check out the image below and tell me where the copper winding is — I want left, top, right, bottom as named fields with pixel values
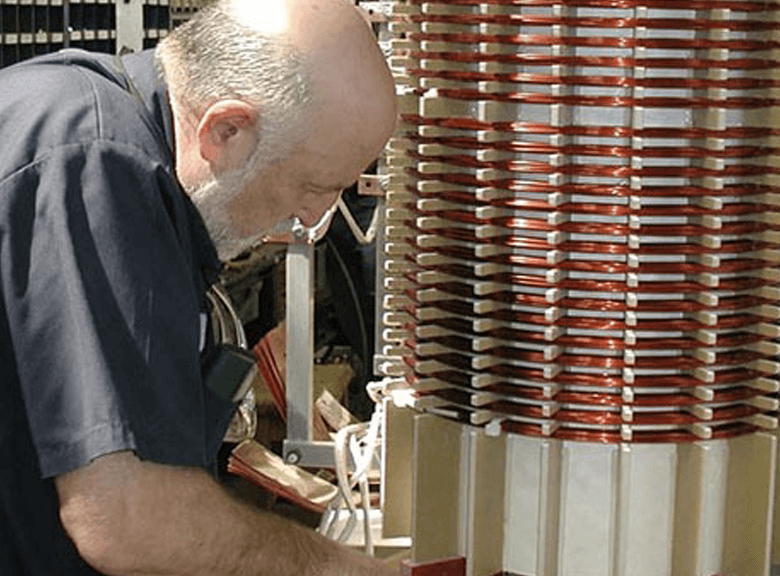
left=403, top=51, right=780, bottom=72
left=409, top=244, right=777, bottom=276
left=407, top=232, right=772, bottom=257
left=410, top=87, right=780, bottom=109
left=407, top=135, right=780, bottom=162
left=407, top=170, right=780, bottom=193
left=408, top=68, right=780, bottom=92
left=405, top=13, right=780, bottom=32
left=418, top=316, right=766, bottom=350
left=405, top=268, right=777, bottom=295
left=389, top=0, right=780, bottom=443
left=407, top=0, right=778, bottom=12
left=406, top=31, right=780, bottom=52
left=499, top=422, right=761, bottom=444
left=402, top=115, right=780, bottom=141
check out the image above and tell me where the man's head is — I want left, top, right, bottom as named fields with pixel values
left=156, top=0, right=397, bottom=261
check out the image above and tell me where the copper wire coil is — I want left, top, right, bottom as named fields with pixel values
left=407, top=227, right=772, bottom=257
left=557, top=240, right=771, bottom=256
left=412, top=87, right=780, bottom=110
left=415, top=377, right=726, bottom=407
left=406, top=13, right=780, bottom=32
left=402, top=114, right=780, bottom=141
left=391, top=4, right=779, bottom=444
left=633, top=369, right=765, bottom=387
left=556, top=241, right=771, bottom=256
left=496, top=404, right=763, bottom=426
left=412, top=189, right=555, bottom=212
left=555, top=314, right=764, bottom=332
left=406, top=31, right=780, bottom=52
left=439, top=305, right=764, bottom=331
left=413, top=316, right=767, bottom=351
left=630, top=387, right=764, bottom=406
left=406, top=0, right=778, bottom=13
left=408, top=157, right=780, bottom=184
left=408, top=68, right=780, bottom=92
left=553, top=370, right=762, bottom=389
left=480, top=291, right=770, bottom=313
left=408, top=151, right=780, bottom=176
left=410, top=266, right=776, bottom=294
left=502, top=416, right=762, bottom=439
left=554, top=353, right=699, bottom=370
left=411, top=243, right=773, bottom=274
left=430, top=364, right=551, bottom=386
left=472, top=365, right=764, bottom=389
left=415, top=344, right=765, bottom=371
left=413, top=301, right=549, bottom=326
left=513, top=331, right=761, bottom=351
left=556, top=222, right=773, bottom=237
left=499, top=419, right=760, bottom=443
left=409, top=176, right=780, bottom=200
left=409, top=134, right=780, bottom=161
left=638, top=405, right=762, bottom=424
left=410, top=227, right=556, bottom=252
left=407, top=169, right=780, bottom=191
left=402, top=51, right=780, bottom=72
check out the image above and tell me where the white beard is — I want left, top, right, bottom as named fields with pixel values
left=187, top=168, right=266, bottom=262
left=186, top=133, right=300, bottom=261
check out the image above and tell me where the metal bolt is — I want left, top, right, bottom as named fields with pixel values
left=291, top=221, right=307, bottom=241
left=285, top=451, right=301, bottom=465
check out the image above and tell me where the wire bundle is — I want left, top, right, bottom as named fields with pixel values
left=381, top=0, right=780, bottom=442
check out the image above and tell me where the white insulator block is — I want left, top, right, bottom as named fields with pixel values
left=672, top=441, right=726, bottom=575
left=616, top=444, right=678, bottom=576
left=463, top=428, right=506, bottom=576
left=503, top=434, right=561, bottom=576
left=558, top=442, right=619, bottom=576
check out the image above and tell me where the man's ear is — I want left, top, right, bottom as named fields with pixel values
left=197, top=100, right=258, bottom=169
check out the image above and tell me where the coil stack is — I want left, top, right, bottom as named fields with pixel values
left=380, top=1, right=780, bottom=575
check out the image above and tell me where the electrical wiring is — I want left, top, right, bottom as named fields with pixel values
left=319, top=381, right=386, bottom=554
left=336, top=195, right=381, bottom=246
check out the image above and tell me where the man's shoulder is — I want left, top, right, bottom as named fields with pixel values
left=0, top=50, right=165, bottom=179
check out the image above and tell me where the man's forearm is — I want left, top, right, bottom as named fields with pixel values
left=56, top=451, right=392, bottom=576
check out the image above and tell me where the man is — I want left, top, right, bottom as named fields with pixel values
left=0, top=0, right=397, bottom=574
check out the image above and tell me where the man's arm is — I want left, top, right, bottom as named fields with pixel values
left=56, top=450, right=395, bottom=576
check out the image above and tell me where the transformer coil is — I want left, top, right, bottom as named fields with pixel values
left=381, top=0, right=780, bottom=443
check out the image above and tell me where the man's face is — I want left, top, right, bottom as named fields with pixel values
left=191, top=104, right=389, bottom=261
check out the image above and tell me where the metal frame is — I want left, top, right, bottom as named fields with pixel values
left=282, top=241, right=335, bottom=467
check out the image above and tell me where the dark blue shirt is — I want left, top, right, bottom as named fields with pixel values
left=0, top=49, right=232, bottom=574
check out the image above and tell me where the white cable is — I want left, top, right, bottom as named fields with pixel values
left=319, top=379, right=390, bottom=552
left=350, top=433, right=375, bottom=557
left=337, top=196, right=379, bottom=245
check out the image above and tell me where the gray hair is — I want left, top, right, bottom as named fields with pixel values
left=156, top=1, right=312, bottom=148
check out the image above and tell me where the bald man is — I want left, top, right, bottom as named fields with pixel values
left=0, top=0, right=397, bottom=574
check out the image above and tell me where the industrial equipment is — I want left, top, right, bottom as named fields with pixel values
left=377, top=1, right=780, bottom=575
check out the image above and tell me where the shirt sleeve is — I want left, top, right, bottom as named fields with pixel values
left=1, top=140, right=214, bottom=478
